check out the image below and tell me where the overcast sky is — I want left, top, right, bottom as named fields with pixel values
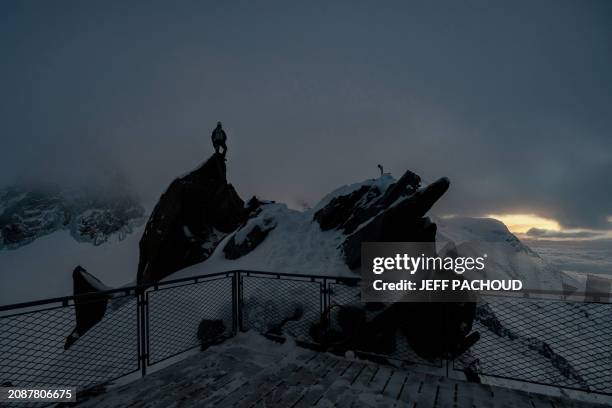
left=1, top=0, right=611, bottom=232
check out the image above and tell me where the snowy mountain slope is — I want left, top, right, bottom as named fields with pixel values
left=172, top=202, right=351, bottom=280
left=435, top=216, right=573, bottom=291
left=467, top=296, right=611, bottom=395
left=170, top=175, right=401, bottom=280
left=0, top=183, right=146, bottom=305
left=0, top=185, right=145, bottom=250
left=311, top=174, right=397, bottom=214
left=0, top=226, right=144, bottom=306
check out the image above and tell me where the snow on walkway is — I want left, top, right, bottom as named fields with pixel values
left=75, top=332, right=605, bottom=408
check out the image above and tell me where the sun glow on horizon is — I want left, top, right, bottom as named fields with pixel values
left=486, top=213, right=561, bottom=234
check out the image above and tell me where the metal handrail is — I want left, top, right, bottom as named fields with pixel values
left=4, top=268, right=609, bottom=312
left=0, top=270, right=356, bottom=313
left=0, top=269, right=610, bottom=400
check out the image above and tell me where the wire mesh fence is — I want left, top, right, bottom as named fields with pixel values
left=1, top=269, right=610, bottom=404
left=0, top=292, right=139, bottom=407
left=239, top=272, right=323, bottom=343
left=147, top=274, right=235, bottom=365
left=327, top=280, right=443, bottom=368
left=0, top=272, right=237, bottom=406
left=453, top=295, right=612, bottom=395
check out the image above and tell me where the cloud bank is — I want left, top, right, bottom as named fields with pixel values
left=1, top=1, right=611, bottom=230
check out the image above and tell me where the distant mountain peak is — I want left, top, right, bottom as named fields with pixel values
left=0, top=183, right=145, bottom=250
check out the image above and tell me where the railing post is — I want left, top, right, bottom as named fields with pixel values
left=322, top=279, right=328, bottom=332
left=232, top=272, right=238, bottom=335
left=138, top=290, right=148, bottom=377
left=237, top=272, right=244, bottom=332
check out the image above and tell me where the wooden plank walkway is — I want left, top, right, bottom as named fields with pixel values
left=75, top=333, right=608, bottom=408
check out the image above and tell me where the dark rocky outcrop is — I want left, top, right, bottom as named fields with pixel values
left=223, top=221, right=276, bottom=260
left=375, top=169, right=421, bottom=208
left=65, top=154, right=247, bottom=346
left=197, top=319, right=227, bottom=350
left=245, top=196, right=273, bottom=215
left=137, top=153, right=247, bottom=284
left=223, top=196, right=277, bottom=259
left=313, top=169, right=421, bottom=235
left=397, top=301, right=477, bottom=361
left=65, top=266, right=110, bottom=350
left=312, top=170, right=478, bottom=363
left=341, top=176, right=449, bottom=270
left=313, top=185, right=374, bottom=231
left=267, top=306, right=304, bottom=336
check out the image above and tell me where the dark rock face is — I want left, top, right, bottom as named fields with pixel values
left=313, top=170, right=421, bottom=235
left=137, top=153, right=247, bottom=284
left=197, top=319, right=227, bottom=350
left=224, top=222, right=276, bottom=260
left=341, top=176, right=449, bottom=270
left=312, top=169, right=449, bottom=272
left=65, top=266, right=110, bottom=350
left=312, top=170, right=478, bottom=362
left=221, top=197, right=278, bottom=259
left=376, top=169, right=421, bottom=208
left=313, top=185, right=374, bottom=231
left=0, top=185, right=144, bottom=249
left=396, top=301, right=477, bottom=361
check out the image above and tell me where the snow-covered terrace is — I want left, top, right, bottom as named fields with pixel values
left=74, top=332, right=606, bottom=408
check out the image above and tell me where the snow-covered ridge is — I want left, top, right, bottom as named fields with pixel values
left=171, top=176, right=570, bottom=294
left=436, top=216, right=574, bottom=291
left=0, top=226, right=145, bottom=305
left=311, top=174, right=396, bottom=213
left=173, top=202, right=352, bottom=279
left=0, top=172, right=572, bottom=304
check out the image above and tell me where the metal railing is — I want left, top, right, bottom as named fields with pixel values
left=1, top=269, right=610, bottom=406
left=236, top=271, right=443, bottom=368
left=0, top=271, right=238, bottom=407
left=0, top=290, right=140, bottom=394
left=453, top=293, right=612, bottom=396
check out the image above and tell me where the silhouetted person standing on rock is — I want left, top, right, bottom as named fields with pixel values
left=211, top=121, right=227, bottom=156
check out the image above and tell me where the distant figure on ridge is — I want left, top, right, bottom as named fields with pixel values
left=377, top=164, right=384, bottom=176
left=211, top=121, right=227, bottom=156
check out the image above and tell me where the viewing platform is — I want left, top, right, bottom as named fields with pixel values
left=75, top=333, right=607, bottom=408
